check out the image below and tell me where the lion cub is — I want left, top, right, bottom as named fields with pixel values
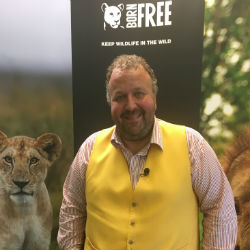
left=0, top=131, right=62, bottom=250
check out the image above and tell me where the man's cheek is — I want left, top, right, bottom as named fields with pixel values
left=111, top=106, right=121, bottom=118
left=141, top=99, right=156, bottom=111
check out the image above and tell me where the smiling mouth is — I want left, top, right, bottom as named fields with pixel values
left=124, top=115, right=142, bottom=122
left=122, top=110, right=143, bottom=122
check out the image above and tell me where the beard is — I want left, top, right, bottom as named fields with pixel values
left=112, top=108, right=155, bottom=142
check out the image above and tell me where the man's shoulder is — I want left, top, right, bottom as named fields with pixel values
left=185, top=126, right=204, bottom=141
left=156, top=118, right=205, bottom=144
left=80, top=125, right=116, bottom=149
left=77, top=131, right=100, bottom=155
left=157, top=118, right=185, bottom=131
left=157, top=118, right=201, bottom=135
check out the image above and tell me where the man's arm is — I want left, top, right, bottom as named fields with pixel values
left=57, top=132, right=98, bottom=250
left=186, top=128, right=237, bottom=250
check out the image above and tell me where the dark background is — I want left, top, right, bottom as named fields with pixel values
left=71, top=0, right=205, bottom=152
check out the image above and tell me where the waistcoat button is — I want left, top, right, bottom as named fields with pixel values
left=128, top=240, right=134, bottom=244
left=132, top=202, right=136, bottom=207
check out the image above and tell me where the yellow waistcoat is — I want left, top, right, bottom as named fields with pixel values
left=84, top=120, right=199, bottom=250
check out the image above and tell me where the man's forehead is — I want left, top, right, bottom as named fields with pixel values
left=111, top=86, right=146, bottom=93
left=108, top=67, right=153, bottom=93
left=112, top=64, right=142, bottom=73
left=110, top=65, right=149, bottom=79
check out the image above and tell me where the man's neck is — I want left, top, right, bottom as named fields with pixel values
left=122, top=136, right=151, bottom=155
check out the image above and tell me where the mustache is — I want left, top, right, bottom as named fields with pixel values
left=121, top=108, right=144, bottom=118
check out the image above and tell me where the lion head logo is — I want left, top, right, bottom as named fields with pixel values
left=101, top=3, right=124, bottom=31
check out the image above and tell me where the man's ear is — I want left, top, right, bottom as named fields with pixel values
left=154, top=95, right=157, bottom=111
left=0, top=131, right=8, bottom=152
left=35, top=133, right=62, bottom=162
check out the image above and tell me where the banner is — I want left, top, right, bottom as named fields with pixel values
left=71, top=0, right=204, bottom=151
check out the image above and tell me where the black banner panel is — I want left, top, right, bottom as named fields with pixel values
left=71, top=0, right=204, bottom=152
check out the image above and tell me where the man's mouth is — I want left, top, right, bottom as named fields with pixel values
left=122, top=110, right=143, bottom=122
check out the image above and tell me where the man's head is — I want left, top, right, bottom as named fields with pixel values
left=106, top=54, right=158, bottom=104
left=106, top=54, right=158, bottom=143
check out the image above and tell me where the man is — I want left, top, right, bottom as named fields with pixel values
left=58, top=54, right=237, bottom=250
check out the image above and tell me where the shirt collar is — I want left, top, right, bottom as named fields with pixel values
left=111, top=117, right=164, bottom=152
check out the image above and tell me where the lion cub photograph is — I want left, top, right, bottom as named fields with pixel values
left=0, top=130, right=62, bottom=250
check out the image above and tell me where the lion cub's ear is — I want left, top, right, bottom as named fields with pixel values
left=0, top=130, right=8, bottom=151
left=35, top=133, right=62, bottom=162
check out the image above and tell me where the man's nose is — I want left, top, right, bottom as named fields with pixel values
left=125, top=95, right=137, bottom=111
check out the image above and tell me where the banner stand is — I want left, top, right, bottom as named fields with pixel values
left=71, top=0, right=204, bottom=152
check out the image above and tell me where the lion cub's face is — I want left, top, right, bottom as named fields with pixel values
left=0, top=131, right=61, bottom=205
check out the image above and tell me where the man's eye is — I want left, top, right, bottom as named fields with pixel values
left=134, top=92, right=145, bottom=98
left=113, top=95, right=125, bottom=102
left=4, top=156, right=13, bottom=164
left=30, top=157, right=39, bottom=165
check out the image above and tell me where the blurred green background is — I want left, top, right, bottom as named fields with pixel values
left=200, top=0, right=250, bottom=155
left=0, top=0, right=249, bottom=249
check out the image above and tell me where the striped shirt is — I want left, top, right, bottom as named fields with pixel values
left=57, top=118, right=237, bottom=250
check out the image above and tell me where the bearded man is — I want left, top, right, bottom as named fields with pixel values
left=58, top=54, right=237, bottom=250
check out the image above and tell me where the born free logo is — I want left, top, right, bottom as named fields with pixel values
left=101, top=1, right=173, bottom=31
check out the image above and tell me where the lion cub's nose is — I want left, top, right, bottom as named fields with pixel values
left=13, top=180, right=29, bottom=188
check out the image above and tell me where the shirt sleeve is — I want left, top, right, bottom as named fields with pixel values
left=186, top=127, right=238, bottom=250
left=57, top=132, right=99, bottom=250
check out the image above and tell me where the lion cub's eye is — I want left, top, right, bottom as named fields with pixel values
left=30, top=157, right=39, bottom=165
left=4, top=156, right=13, bottom=164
